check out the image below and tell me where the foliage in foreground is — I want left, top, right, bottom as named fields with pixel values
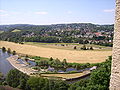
left=27, top=77, right=69, bottom=90
left=5, top=69, right=68, bottom=90
left=6, top=69, right=29, bottom=89
left=3, top=56, right=111, bottom=90
left=69, top=56, right=111, bottom=90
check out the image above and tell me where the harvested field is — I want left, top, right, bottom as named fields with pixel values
left=41, top=72, right=86, bottom=79
left=0, top=41, right=112, bottom=63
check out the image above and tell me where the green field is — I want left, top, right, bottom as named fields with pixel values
left=11, top=29, right=21, bottom=32
left=25, top=42, right=112, bottom=51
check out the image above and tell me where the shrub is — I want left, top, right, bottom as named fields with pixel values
left=2, top=47, right=6, bottom=52
left=7, top=48, right=11, bottom=54
left=12, top=51, right=16, bottom=55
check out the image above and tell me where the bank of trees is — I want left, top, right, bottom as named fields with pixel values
left=27, top=77, right=69, bottom=90
left=35, top=57, right=68, bottom=69
left=93, top=41, right=113, bottom=47
left=0, top=33, right=112, bottom=47
left=25, top=36, right=60, bottom=43
left=4, top=69, right=68, bottom=90
left=69, top=56, right=112, bottom=90
left=80, top=45, right=94, bottom=50
left=6, top=69, right=29, bottom=89
left=1, top=47, right=16, bottom=55
left=32, top=56, right=92, bottom=70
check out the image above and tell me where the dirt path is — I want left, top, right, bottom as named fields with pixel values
left=0, top=41, right=112, bottom=63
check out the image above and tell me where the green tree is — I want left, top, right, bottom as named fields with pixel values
left=12, top=50, right=16, bottom=55
left=50, top=57, right=53, bottom=61
left=6, top=69, right=20, bottom=87
left=62, top=59, right=68, bottom=67
left=2, top=47, right=6, bottom=52
left=73, top=46, right=77, bottom=49
left=0, top=72, right=3, bottom=80
left=55, top=80, right=69, bottom=90
left=7, top=48, right=11, bottom=54
left=27, top=77, right=48, bottom=90
left=84, top=40, right=89, bottom=44
left=90, top=46, right=94, bottom=50
left=6, top=69, right=29, bottom=89
left=69, top=56, right=112, bottom=90
left=53, top=58, right=62, bottom=68
left=88, top=58, right=111, bottom=90
left=81, top=45, right=87, bottom=50
left=69, top=79, right=88, bottom=90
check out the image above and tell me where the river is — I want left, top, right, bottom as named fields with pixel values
left=0, top=49, right=15, bottom=76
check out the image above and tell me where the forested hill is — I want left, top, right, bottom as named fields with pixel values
left=0, top=24, right=51, bottom=32
left=0, top=23, right=114, bottom=32
left=0, top=23, right=114, bottom=46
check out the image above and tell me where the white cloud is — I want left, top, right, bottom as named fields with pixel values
left=0, top=10, right=6, bottom=13
left=103, top=9, right=115, bottom=13
left=67, top=11, right=72, bottom=14
left=0, top=14, right=8, bottom=16
left=35, top=11, right=48, bottom=15
left=0, top=10, right=8, bottom=16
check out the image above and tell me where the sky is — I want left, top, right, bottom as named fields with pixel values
left=0, top=0, right=115, bottom=25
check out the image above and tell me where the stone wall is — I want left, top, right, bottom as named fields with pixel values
left=110, top=0, right=120, bottom=90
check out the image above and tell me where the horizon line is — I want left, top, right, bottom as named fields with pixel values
left=0, top=22, right=114, bottom=26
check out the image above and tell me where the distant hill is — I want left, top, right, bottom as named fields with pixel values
left=0, top=23, right=114, bottom=32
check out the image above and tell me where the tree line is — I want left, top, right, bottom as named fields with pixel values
left=0, top=31, right=113, bottom=47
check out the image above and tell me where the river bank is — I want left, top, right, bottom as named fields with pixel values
left=7, top=55, right=37, bottom=75
left=6, top=54, right=92, bottom=84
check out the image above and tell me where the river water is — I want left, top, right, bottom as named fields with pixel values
left=0, top=49, right=15, bottom=76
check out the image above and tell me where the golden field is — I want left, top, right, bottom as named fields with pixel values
left=41, top=72, right=85, bottom=79
left=0, top=41, right=112, bottom=63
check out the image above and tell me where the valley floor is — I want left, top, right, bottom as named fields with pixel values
left=0, top=41, right=112, bottom=63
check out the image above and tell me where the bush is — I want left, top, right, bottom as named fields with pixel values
left=90, top=46, right=94, bottom=50
left=12, top=51, right=16, bottom=55
left=81, top=45, right=87, bottom=50
left=73, top=46, right=77, bottom=49
left=7, top=48, right=11, bottom=54
left=2, top=47, right=6, bottom=52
